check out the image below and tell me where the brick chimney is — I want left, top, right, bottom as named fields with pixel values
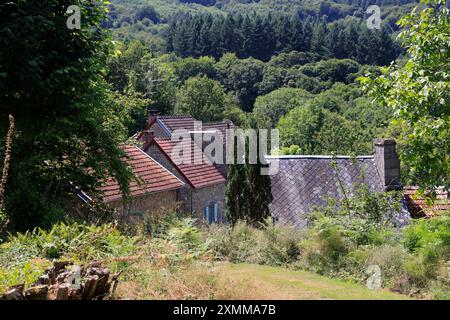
left=373, top=139, right=402, bottom=190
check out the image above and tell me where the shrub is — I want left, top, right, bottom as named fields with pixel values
left=403, top=216, right=450, bottom=291
left=262, top=224, right=303, bottom=266
left=0, top=222, right=138, bottom=294
left=367, top=245, right=409, bottom=289
left=403, top=216, right=450, bottom=258
left=206, top=221, right=265, bottom=264
left=300, top=214, right=349, bottom=274
left=166, top=218, right=203, bottom=253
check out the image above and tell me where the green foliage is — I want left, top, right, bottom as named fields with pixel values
left=360, top=0, right=450, bottom=192
left=277, top=104, right=324, bottom=154
left=0, top=259, right=51, bottom=295
left=1, top=222, right=138, bottom=263
left=173, top=56, right=217, bottom=83
left=174, top=75, right=227, bottom=122
left=226, top=127, right=273, bottom=226
left=166, top=11, right=398, bottom=65
left=403, top=216, right=450, bottom=259
left=278, top=145, right=302, bottom=155
left=207, top=222, right=264, bottom=264
left=252, top=88, right=312, bottom=129
left=300, top=58, right=360, bottom=84
left=315, top=111, right=371, bottom=155
left=0, top=0, right=134, bottom=231
left=0, top=222, right=138, bottom=294
left=216, top=54, right=265, bottom=111
left=278, top=103, right=373, bottom=155
left=167, top=218, right=203, bottom=253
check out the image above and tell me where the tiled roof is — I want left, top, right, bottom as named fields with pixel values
left=154, top=116, right=235, bottom=179
left=269, top=156, right=384, bottom=229
left=98, top=145, right=184, bottom=203
left=158, top=115, right=197, bottom=132
left=152, top=137, right=226, bottom=189
left=404, top=187, right=449, bottom=218
left=158, top=116, right=235, bottom=135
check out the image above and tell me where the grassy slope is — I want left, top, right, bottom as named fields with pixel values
left=217, top=264, right=412, bottom=300
left=117, top=260, right=412, bottom=300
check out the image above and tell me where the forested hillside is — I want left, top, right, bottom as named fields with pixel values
left=1, top=0, right=448, bottom=302
left=106, top=0, right=419, bottom=49
left=102, top=0, right=412, bottom=159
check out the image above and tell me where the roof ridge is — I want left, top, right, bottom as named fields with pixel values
left=159, top=115, right=194, bottom=119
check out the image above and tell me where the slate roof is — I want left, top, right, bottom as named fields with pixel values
left=269, top=156, right=384, bottom=229
left=98, top=145, right=184, bottom=203
left=404, top=187, right=450, bottom=218
left=150, top=138, right=226, bottom=189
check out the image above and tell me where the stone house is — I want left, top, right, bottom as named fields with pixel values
left=136, top=114, right=235, bottom=224
left=267, top=139, right=410, bottom=228
left=97, top=144, right=184, bottom=223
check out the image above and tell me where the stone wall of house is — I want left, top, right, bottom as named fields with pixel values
left=107, top=189, right=180, bottom=224
left=192, top=182, right=227, bottom=222
left=149, top=122, right=170, bottom=138
left=145, top=144, right=227, bottom=223
left=146, top=145, right=194, bottom=214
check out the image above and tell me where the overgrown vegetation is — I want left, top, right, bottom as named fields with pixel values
left=1, top=203, right=448, bottom=299
left=0, top=222, right=139, bottom=294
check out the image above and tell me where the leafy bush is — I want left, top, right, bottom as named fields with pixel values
left=0, top=259, right=51, bottom=294
left=403, top=216, right=450, bottom=258
left=402, top=216, right=450, bottom=291
left=0, top=222, right=138, bottom=294
left=262, top=224, right=303, bottom=266
left=367, top=245, right=409, bottom=289
left=207, top=222, right=265, bottom=264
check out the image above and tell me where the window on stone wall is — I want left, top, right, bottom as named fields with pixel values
left=204, top=202, right=219, bottom=224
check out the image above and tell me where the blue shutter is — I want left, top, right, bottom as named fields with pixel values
left=214, top=203, right=219, bottom=224
left=205, top=205, right=212, bottom=224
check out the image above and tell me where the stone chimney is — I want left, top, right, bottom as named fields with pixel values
left=142, top=129, right=155, bottom=150
left=147, top=110, right=160, bottom=127
left=373, top=139, right=402, bottom=190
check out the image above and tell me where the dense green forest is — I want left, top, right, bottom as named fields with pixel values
left=1, top=0, right=448, bottom=230
left=106, top=0, right=419, bottom=51
left=0, top=0, right=448, bottom=301
left=102, top=0, right=407, bottom=156
left=100, top=0, right=447, bottom=189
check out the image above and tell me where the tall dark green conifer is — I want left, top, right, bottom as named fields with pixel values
left=226, top=128, right=273, bottom=226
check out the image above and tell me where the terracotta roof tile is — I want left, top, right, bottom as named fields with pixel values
left=404, top=187, right=450, bottom=218
left=98, top=145, right=184, bottom=203
left=153, top=138, right=226, bottom=189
